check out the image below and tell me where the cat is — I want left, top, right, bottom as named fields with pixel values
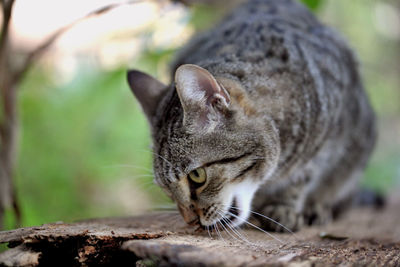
left=127, top=0, right=376, bottom=232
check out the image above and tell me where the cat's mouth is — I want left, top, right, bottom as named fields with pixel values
left=201, top=197, right=240, bottom=230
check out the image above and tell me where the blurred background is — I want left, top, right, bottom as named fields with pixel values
left=1, top=0, right=399, bottom=230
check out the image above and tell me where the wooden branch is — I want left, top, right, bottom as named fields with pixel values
left=0, top=194, right=399, bottom=266
left=0, top=0, right=20, bottom=229
left=0, top=0, right=15, bottom=63
left=12, top=0, right=145, bottom=85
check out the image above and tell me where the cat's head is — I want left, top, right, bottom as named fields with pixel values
left=127, top=64, right=280, bottom=228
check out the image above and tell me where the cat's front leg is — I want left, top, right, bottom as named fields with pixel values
left=257, top=204, right=304, bottom=232
left=251, top=177, right=308, bottom=232
left=253, top=194, right=334, bottom=232
left=256, top=202, right=333, bottom=232
left=302, top=201, right=333, bottom=226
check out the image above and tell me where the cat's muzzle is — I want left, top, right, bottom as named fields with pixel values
left=177, top=203, right=200, bottom=226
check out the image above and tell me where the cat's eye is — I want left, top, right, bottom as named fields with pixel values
left=188, top=168, right=207, bottom=184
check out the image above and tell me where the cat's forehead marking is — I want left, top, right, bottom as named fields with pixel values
left=217, top=77, right=256, bottom=116
left=167, top=176, right=191, bottom=204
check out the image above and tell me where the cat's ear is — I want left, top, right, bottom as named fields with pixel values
left=175, top=64, right=231, bottom=131
left=127, top=70, right=167, bottom=120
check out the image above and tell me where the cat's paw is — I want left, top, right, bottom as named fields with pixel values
left=256, top=205, right=304, bottom=232
left=303, top=203, right=333, bottom=226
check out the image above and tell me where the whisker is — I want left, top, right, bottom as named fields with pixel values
left=149, top=152, right=173, bottom=167
left=103, top=164, right=153, bottom=174
left=221, top=215, right=253, bottom=245
left=215, top=211, right=237, bottom=238
left=218, top=219, right=239, bottom=244
left=155, top=154, right=173, bottom=167
left=133, top=179, right=159, bottom=189
left=212, top=224, right=217, bottom=237
left=217, top=209, right=258, bottom=246
left=207, top=225, right=212, bottom=239
left=132, top=174, right=155, bottom=178
left=216, top=211, right=252, bottom=245
left=215, top=222, right=221, bottom=239
left=132, top=148, right=173, bottom=168
left=216, top=211, right=242, bottom=240
left=152, top=204, right=176, bottom=211
left=129, top=177, right=157, bottom=186
left=219, top=221, right=230, bottom=244
left=222, top=205, right=297, bottom=237
left=215, top=222, right=226, bottom=244
left=226, top=211, right=284, bottom=243
left=132, top=148, right=157, bottom=156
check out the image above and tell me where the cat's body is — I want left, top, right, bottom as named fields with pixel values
left=128, top=0, right=376, bottom=231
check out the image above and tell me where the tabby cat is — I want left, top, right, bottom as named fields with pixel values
left=127, top=0, right=376, bottom=231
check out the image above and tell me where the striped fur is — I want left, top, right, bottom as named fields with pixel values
left=129, top=0, right=376, bottom=231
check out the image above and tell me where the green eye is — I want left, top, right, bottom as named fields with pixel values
left=188, top=168, right=207, bottom=184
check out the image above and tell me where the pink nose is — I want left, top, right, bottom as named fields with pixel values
left=177, top=204, right=200, bottom=225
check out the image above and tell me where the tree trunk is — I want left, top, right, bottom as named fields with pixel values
left=0, top=193, right=399, bottom=266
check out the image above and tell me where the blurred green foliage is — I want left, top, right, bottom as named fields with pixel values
left=3, top=65, right=171, bottom=230
left=301, top=0, right=322, bottom=10
left=2, top=0, right=399, bottom=232
left=189, top=3, right=224, bottom=30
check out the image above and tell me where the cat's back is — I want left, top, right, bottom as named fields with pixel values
left=174, top=0, right=343, bottom=77
left=174, top=0, right=376, bottom=180
left=173, top=0, right=358, bottom=111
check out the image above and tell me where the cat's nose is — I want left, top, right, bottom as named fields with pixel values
left=177, top=203, right=201, bottom=225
